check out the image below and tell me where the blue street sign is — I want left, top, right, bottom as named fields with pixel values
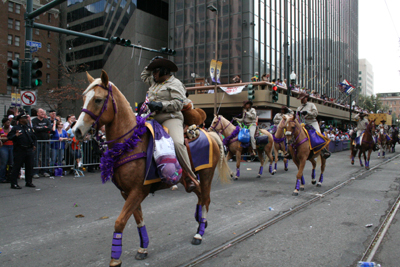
left=30, top=47, right=38, bottom=53
left=26, top=40, right=42, bottom=48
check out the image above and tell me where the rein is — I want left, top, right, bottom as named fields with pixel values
left=287, top=121, right=308, bottom=157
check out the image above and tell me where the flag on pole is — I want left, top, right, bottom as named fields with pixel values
left=338, top=79, right=355, bottom=95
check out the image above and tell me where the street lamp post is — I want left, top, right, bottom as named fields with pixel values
left=207, top=4, right=218, bottom=115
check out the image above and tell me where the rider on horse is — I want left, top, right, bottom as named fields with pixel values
left=378, top=119, right=391, bottom=142
left=295, top=92, right=331, bottom=159
left=272, top=106, right=294, bottom=133
left=353, top=112, right=369, bottom=145
left=234, top=100, right=257, bottom=153
left=141, top=56, right=198, bottom=193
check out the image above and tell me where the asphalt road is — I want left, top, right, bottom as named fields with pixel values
left=0, top=149, right=399, bottom=267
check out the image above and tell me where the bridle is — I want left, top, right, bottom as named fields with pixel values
left=81, top=83, right=117, bottom=131
left=209, top=116, right=232, bottom=134
left=285, top=119, right=308, bottom=156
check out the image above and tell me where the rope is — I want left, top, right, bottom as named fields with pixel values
left=216, top=93, right=225, bottom=115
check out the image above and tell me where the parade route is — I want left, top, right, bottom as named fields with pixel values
left=1, top=150, right=399, bottom=267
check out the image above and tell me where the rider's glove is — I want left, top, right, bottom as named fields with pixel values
left=147, top=101, right=163, bottom=112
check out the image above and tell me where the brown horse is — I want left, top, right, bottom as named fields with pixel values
left=350, top=120, right=375, bottom=169
left=282, top=115, right=327, bottom=196
left=73, top=71, right=230, bottom=266
left=209, top=115, right=274, bottom=179
left=272, top=117, right=290, bottom=173
left=377, top=126, right=389, bottom=158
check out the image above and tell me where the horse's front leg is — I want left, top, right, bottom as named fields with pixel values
left=110, top=190, right=143, bottom=267
left=234, top=150, right=241, bottom=180
left=293, top=157, right=306, bottom=196
left=309, top=158, right=317, bottom=185
left=226, top=151, right=234, bottom=177
left=366, top=149, right=372, bottom=170
left=318, top=155, right=326, bottom=187
left=358, top=149, right=363, bottom=167
left=133, top=204, right=149, bottom=260
left=267, top=142, right=275, bottom=175
left=257, top=149, right=264, bottom=178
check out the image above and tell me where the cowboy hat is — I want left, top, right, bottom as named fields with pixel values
left=297, top=91, right=309, bottom=100
left=242, top=100, right=253, bottom=107
left=147, top=57, right=178, bottom=72
left=380, top=119, right=386, bottom=123
left=16, top=112, right=28, bottom=120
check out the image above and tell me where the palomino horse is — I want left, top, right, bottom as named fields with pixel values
left=74, top=71, right=230, bottom=266
left=350, top=120, right=375, bottom=169
left=377, top=127, right=389, bottom=158
left=209, top=115, right=274, bottom=179
left=272, top=117, right=290, bottom=173
left=282, top=115, right=327, bottom=196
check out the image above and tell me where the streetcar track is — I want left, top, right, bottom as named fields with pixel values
left=179, top=153, right=400, bottom=267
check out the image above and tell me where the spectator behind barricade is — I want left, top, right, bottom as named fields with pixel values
left=232, top=75, right=242, bottom=83
left=48, top=110, right=57, bottom=125
left=251, top=72, right=259, bottom=82
left=82, top=130, right=98, bottom=173
left=261, top=74, right=270, bottom=89
left=271, top=79, right=276, bottom=84
left=71, top=135, right=82, bottom=168
left=50, top=120, right=68, bottom=174
left=0, top=118, right=14, bottom=183
left=282, top=79, right=287, bottom=88
left=32, top=108, right=52, bottom=178
left=63, top=114, right=76, bottom=131
left=66, top=121, right=76, bottom=168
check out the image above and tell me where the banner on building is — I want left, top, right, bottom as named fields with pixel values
left=11, top=93, right=17, bottom=106
left=209, top=59, right=217, bottom=83
left=216, top=61, right=222, bottom=84
left=16, top=93, right=21, bottom=106
left=220, top=85, right=246, bottom=95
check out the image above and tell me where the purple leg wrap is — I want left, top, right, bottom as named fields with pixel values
left=378, top=152, right=380, bottom=156
left=311, top=169, right=316, bottom=179
left=285, top=161, right=288, bottom=169
left=111, top=232, right=123, bottom=259
left=137, top=226, right=149, bottom=249
left=351, top=156, right=354, bottom=161
left=360, top=159, right=363, bottom=165
left=194, top=204, right=202, bottom=222
left=295, top=179, right=300, bottom=190
left=301, top=175, right=305, bottom=185
left=269, top=164, right=272, bottom=173
left=236, top=168, right=240, bottom=177
left=274, top=163, right=277, bottom=170
left=259, top=166, right=263, bottom=175
left=197, top=218, right=207, bottom=236
left=383, top=151, right=385, bottom=156
left=319, top=174, right=324, bottom=183
left=366, top=161, right=369, bottom=167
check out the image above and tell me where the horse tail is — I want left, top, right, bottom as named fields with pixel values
left=207, top=131, right=231, bottom=184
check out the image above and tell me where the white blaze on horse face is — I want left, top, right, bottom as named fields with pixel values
left=74, top=89, right=96, bottom=137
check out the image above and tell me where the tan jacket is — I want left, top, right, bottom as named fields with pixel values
left=236, top=108, right=257, bottom=126
left=141, top=69, right=186, bottom=114
left=296, top=102, right=318, bottom=124
left=273, top=108, right=294, bottom=125
left=354, top=114, right=368, bottom=132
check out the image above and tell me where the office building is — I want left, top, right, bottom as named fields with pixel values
left=358, top=58, right=374, bottom=96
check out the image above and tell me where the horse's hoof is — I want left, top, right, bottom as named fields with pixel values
left=192, top=237, right=202, bottom=245
left=292, top=192, right=299, bottom=196
left=110, top=258, right=122, bottom=266
left=271, top=171, right=276, bottom=175
left=311, top=179, right=316, bottom=185
left=377, top=156, right=380, bottom=159
left=300, top=187, right=305, bottom=191
left=285, top=168, right=288, bottom=171
left=366, top=167, right=370, bottom=170
left=257, top=174, right=261, bottom=178
left=135, top=252, right=148, bottom=260
left=360, top=164, right=364, bottom=167
left=351, top=161, right=354, bottom=165
left=234, top=177, right=239, bottom=180
left=316, top=182, right=322, bottom=187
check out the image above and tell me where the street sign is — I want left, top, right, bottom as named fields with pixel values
left=30, top=47, right=38, bottom=53
left=26, top=40, right=42, bottom=48
left=21, top=90, right=37, bottom=106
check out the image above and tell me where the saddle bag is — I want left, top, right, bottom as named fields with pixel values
left=238, top=128, right=250, bottom=143
left=256, top=135, right=269, bottom=145
left=153, top=121, right=182, bottom=185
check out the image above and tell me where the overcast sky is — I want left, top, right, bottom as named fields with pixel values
left=359, top=0, right=400, bottom=94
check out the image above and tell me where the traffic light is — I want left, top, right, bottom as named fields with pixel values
left=31, top=59, right=43, bottom=88
left=247, top=84, right=255, bottom=100
left=110, top=37, right=131, bottom=46
left=7, top=59, right=19, bottom=87
left=160, top=47, right=176, bottom=56
left=272, top=86, right=279, bottom=102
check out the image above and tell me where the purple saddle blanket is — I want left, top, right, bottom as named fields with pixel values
left=144, top=121, right=212, bottom=185
left=303, top=126, right=330, bottom=153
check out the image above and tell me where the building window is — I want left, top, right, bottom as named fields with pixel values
left=16, top=4, right=21, bottom=14
left=15, top=53, right=20, bottom=59
left=15, top=36, right=20, bottom=47
left=8, top=35, right=12, bottom=45
left=8, top=18, right=13, bottom=29
left=48, top=13, right=51, bottom=23
left=15, top=20, right=20, bottom=31
left=7, top=52, right=12, bottom=61
left=48, top=31, right=51, bottom=38
left=46, top=74, right=50, bottom=83
left=35, top=29, right=40, bottom=35
left=8, top=2, right=13, bottom=12
left=47, top=43, right=51, bottom=52
left=47, top=58, right=50, bottom=68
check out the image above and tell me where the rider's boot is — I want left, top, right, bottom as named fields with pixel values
left=321, top=148, right=331, bottom=159
left=181, top=170, right=199, bottom=193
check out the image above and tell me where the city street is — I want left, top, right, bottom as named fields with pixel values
left=1, top=150, right=399, bottom=267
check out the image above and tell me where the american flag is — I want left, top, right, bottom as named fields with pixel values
left=140, top=94, right=150, bottom=113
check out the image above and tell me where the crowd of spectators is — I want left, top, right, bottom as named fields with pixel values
left=0, top=107, right=104, bottom=186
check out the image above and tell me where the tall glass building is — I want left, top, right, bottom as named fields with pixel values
left=169, top=0, right=358, bottom=99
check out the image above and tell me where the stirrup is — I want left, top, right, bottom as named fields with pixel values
left=181, top=170, right=199, bottom=193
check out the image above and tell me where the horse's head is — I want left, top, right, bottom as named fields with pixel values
left=283, top=115, right=297, bottom=144
left=209, top=115, right=224, bottom=132
left=74, top=70, right=117, bottom=141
